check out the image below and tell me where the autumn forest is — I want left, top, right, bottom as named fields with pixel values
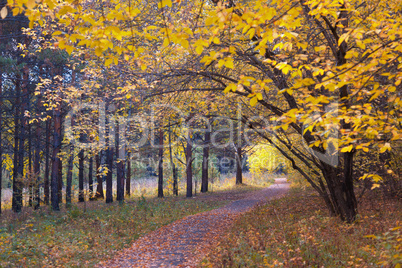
left=0, top=0, right=401, bottom=266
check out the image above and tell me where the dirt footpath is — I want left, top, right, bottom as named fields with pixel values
left=97, top=178, right=290, bottom=268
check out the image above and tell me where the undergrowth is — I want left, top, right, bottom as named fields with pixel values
left=201, top=188, right=401, bottom=267
left=0, top=194, right=227, bottom=267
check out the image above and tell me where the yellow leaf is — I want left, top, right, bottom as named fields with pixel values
left=105, top=58, right=113, bottom=67
left=26, top=0, right=36, bottom=9
left=341, top=145, right=353, bottom=152
left=196, top=46, right=203, bottom=55
left=379, top=142, right=391, bottom=153
left=224, top=59, right=234, bottom=69
left=213, top=37, right=220, bottom=44
left=0, top=6, right=8, bottom=19
left=158, top=0, right=172, bottom=8
left=250, top=96, right=258, bottom=106
left=371, top=183, right=380, bottom=190
left=12, top=7, right=20, bottom=16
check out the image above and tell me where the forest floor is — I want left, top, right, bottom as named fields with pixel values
left=97, top=178, right=290, bottom=268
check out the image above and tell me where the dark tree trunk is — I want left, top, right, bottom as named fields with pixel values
left=44, top=119, right=50, bottom=205
left=0, top=70, right=2, bottom=214
left=126, top=152, right=131, bottom=196
left=88, top=156, right=94, bottom=200
left=116, top=122, right=124, bottom=202
left=50, top=107, right=61, bottom=211
left=13, top=74, right=24, bottom=213
left=158, top=129, right=164, bottom=198
left=186, top=131, right=193, bottom=198
left=33, top=117, right=41, bottom=210
left=106, top=146, right=113, bottom=203
left=105, top=112, right=113, bottom=203
left=235, top=146, right=243, bottom=185
left=95, top=153, right=104, bottom=199
left=66, top=146, right=73, bottom=207
left=28, top=114, right=33, bottom=207
left=168, top=124, right=178, bottom=196
left=201, top=131, right=210, bottom=192
left=58, top=156, right=63, bottom=203
left=78, top=149, right=84, bottom=202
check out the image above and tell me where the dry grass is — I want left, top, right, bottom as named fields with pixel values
left=201, top=187, right=401, bottom=267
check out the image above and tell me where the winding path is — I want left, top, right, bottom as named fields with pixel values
left=97, top=178, right=289, bottom=268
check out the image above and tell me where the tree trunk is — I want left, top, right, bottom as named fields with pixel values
left=78, top=149, right=84, bottom=202
left=33, top=116, right=41, bottom=209
left=186, top=130, right=193, bottom=198
left=235, top=146, right=243, bottom=185
left=0, top=70, right=2, bottom=214
left=66, top=146, right=73, bottom=207
left=126, top=152, right=131, bottom=196
left=116, top=121, right=124, bottom=202
left=28, top=113, right=33, bottom=207
left=105, top=111, right=113, bottom=203
left=44, top=119, right=50, bottom=205
left=168, top=124, right=178, bottom=196
left=95, top=153, right=104, bottom=199
left=13, top=74, right=24, bottom=213
left=201, top=130, right=210, bottom=192
left=50, top=107, right=61, bottom=211
left=158, top=129, right=164, bottom=198
left=58, top=156, right=63, bottom=203
left=88, top=156, right=94, bottom=200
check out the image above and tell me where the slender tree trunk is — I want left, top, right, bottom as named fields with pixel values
left=126, top=152, right=131, bottom=196
left=28, top=112, right=33, bottom=207
left=12, top=92, right=20, bottom=212
left=235, top=146, right=243, bottom=185
left=66, top=146, right=73, bottom=207
left=201, top=130, right=210, bottom=192
left=116, top=122, right=124, bottom=202
left=168, top=124, right=178, bottom=196
left=50, top=107, right=61, bottom=211
left=33, top=115, right=41, bottom=210
left=158, top=129, right=164, bottom=198
left=88, top=156, right=94, bottom=200
left=78, top=149, right=84, bottom=202
left=106, top=146, right=113, bottom=203
left=0, top=70, right=2, bottom=214
left=95, top=153, right=104, bottom=199
left=44, top=119, right=50, bottom=205
left=186, top=130, right=193, bottom=198
left=58, top=156, right=62, bottom=203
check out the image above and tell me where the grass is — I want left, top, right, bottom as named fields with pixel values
left=0, top=195, right=226, bottom=267
left=200, top=187, right=401, bottom=267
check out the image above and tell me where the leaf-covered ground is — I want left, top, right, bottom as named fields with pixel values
left=0, top=185, right=257, bottom=267
left=201, top=188, right=401, bottom=267
left=97, top=179, right=289, bottom=267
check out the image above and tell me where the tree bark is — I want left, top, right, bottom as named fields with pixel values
left=168, top=124, right=178, bottom=196
left=201, top=130, right=210, bottom=192
left=158, top=129, right=164, bottom=198
left=116, top=121, right=124, bottom=202
left=186, top=130, right=193, bottom=198
left=126, top=152, right=131, bottom=196
left=58, top=155, right=63, bottom=203
left=50, top=107, right=61, bottom=211
left=0, top=70, right=2, bottom=214
left=44, top=119, right=50, bottom=205
left=33, top=113, right=41, bottom=210
left=66, top=146, right=73, bottom=207
left=95, top=153, right=104, bottom=199
left=88, top=156, right=94, bottom=200
left=78, top=149, right=85, bottom=202
left=235, top=146, right=243, bottom=185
